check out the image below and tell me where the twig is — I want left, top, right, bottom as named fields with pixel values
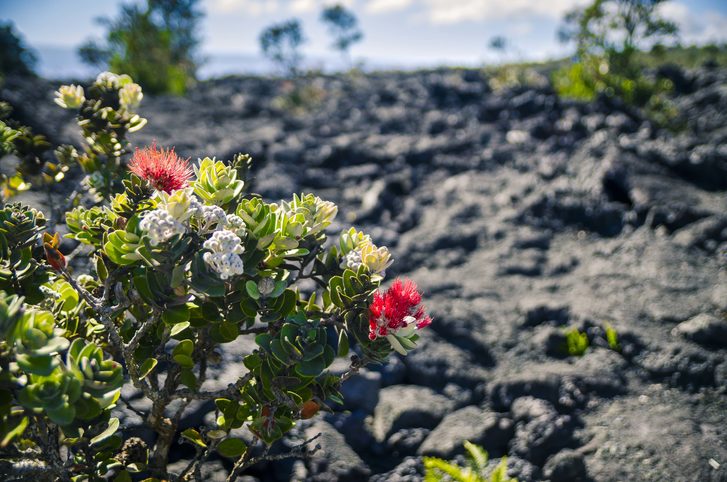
left=226, top=433, right=322, bottom=481
left=172, top=373, right=253, bottom=401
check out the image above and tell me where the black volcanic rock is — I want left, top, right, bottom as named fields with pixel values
left=3, top=65, right=727, bottom=482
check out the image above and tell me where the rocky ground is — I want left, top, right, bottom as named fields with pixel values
left=2, top=64, right=727, bottom=481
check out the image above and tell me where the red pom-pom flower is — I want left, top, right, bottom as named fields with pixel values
left=368, top=279, right=431, bottom=355
left=128, top=142, right=193, bottom=193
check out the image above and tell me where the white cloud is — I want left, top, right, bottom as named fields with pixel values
left=291, top=0, right=317, bottom=12
left=366, top=0, right=414, bottom=14
left=207, top=0, right=280, bottom=15
left=420, top=0, right=586, bottom=24
left=208, top=0, right=354, bottom=15
left=659, top=2, right=727, bottom=44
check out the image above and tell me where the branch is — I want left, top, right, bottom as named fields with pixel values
left=226, top=433, right=322, bottom=481
left=337, top=354, right=367, bottom=384
left=172, top=372, right=253, bottom=401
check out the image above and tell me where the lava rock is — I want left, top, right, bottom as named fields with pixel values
left=418, top=406, right=514, bottom=458
left=520, top=300, right=571, bottom=327
left=305, top=421, right=371, bottom=481
left=673, top=313, right=727, bottom=347
left=373, top=385, right=455, bottom=441
left=509, top=410, right=574, bottom=466
left=505, top=455, right=542, bottom=482
left=488, top=373, right=563, bottom=411
left=543, top=449, right=588, bottom=482
left=511, top=396, right=558, bottom=424
left=369, top=457, right=424, bottom=482
left=338, top=369, right=381, bottom=414
left=387, top=428, right=430, bottom=456
left=402, top=336, right=488, bottom=388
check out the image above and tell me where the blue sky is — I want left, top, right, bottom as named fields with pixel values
left=4, top=0, right=727, bottom=76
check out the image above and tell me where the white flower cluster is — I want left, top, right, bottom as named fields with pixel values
left=226, top=214, right=245, bottom=230
left=54, top=84, right=85, bottom=109
left=95, top=71, right=131, bottom=89
left=139, top=209, right=186, bottom=246
left=203, top=230, right=245, bottom=280
left=342, top=249, right=364, bottom=271
left=119, top=82, right=143, bottom=109
left=195, top=204, right=227, bottom=233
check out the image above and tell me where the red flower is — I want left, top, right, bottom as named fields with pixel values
left=128, top=142, right=192, bottom=193
left=368, top=279, right=431, bottom=341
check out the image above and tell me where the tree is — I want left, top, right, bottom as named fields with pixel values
left=488, top=35, right=508, bottom=63
left=554, top=0, right=679, bottom=107
left=559, top=0, right=677, bottom=76
left=320, top=4, right=363, bottom=66
left=259, top=19, right=306, bottom=77
left=0, top=21, right=37, bottom=77
left=78, top=0, right=202, bottom=94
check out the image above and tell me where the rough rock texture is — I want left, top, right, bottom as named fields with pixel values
left=3, top=64, right=727, bottom=481
left=373, top=385, right=455, bottom=442
left=305, top=421, right=371, bottom=481
left=417, top=406, right=513, bottom=458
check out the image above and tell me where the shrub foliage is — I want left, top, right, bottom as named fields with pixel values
left=0, top=73, right=431, bottom=480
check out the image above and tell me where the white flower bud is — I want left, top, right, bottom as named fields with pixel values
left=139, top=209, right=186, bottom=246
left=119, top=82, right=143, bottom=109
left=203, top=230, right=245, bottom=280
left=54, top=84, right=85, bottom=109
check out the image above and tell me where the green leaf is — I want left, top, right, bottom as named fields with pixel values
left=180, top=368, right=197, bottom=389
left=217, top=438, right=247, bottom=458
left=181, top=428, right=206, bottom=448
left=170, top=321, right=190, bottom=337
left=295, top=356, right=325, bottom=377
left=243, top=353, right=262, bottom=370
left=245, top=280, right=260, bottom=300
left=270, top=339, right=290, bottom=364
left=173, top=339, right=194, bottom=356
left=337, top=330, right=349, bottom=358
left=138, top=358, right=158, bottom=379
left=90, top=418, right=120, bottom=447
left=0, top=416, right=28, bottom=447
left=113, top=471, right=133, bottom=482
left=464, top=440, right=489, bottom=473
left=219, top=321, right=239, bottom=342
left=173, top=354, right=194, bottom=368
left=163, top=304, right=190, bottom=324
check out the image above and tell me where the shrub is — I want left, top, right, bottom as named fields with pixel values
left=259, top=19, right=306, bottom=77
left=554, top=0, right=679, bottom=116
left=0, top=102, right=68, bottom=210
left=78, top=0, right=202, bottom=94
left=0, top=72, right=432, bottom=479
left=423, top=441, right=517, bottom=482
left=0, top=21, right=37, bottom=78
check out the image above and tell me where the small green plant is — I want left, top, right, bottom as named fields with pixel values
left=259, top=19, right=306, bottom=77
left=604, top=323, right=621, bottom=352
left=424, top=440, right=516, bottom=482
left=565, top=327, right=589, bottom=356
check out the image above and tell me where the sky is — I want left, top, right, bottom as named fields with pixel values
left=3, top=0, right=727, bottom=77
